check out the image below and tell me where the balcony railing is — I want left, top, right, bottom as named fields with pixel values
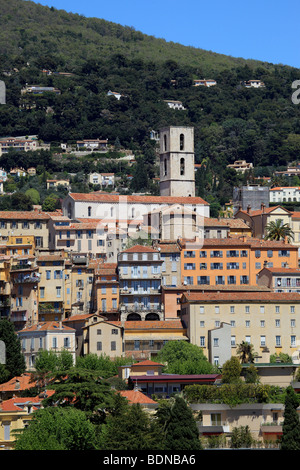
left=12, top=275, right=40, bottom=284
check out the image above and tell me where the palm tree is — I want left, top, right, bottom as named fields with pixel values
left=236, top=341, right=257, bottom=364
left=264, top=219, right=294, bottom=242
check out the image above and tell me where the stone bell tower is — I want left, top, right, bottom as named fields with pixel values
left=159, top=126, right=195, bottom=197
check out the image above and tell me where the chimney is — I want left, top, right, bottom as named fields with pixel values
left=261, top=203, right=265, bottom=213
left=247, top=205, right=251, bottom=214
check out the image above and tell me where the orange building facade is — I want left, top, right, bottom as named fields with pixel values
left=179, top=237, right=298, bottom=288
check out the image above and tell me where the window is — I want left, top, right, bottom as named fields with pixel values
left=291, top=306, right=295, bottom=313
left=215, top=306, right=220, bottom=314
left=200, top=336, right=205, bottom=347
left=56, top=287, right=61, bottom=298
left=164, top=158, right=167, bottom=176
left=230, top=306, right=235, bottom=313
left=260, top=305, right=265, bottom=314
left=245, top=320, right=250, bottom=328
left=111, top=329, right=118, bottom=335
left=276, top=336, right=281, bottom=347
left=184, top=250, right=195, bottom=258
left=260, top=336, right=266, bottom=347
left=211, top=250, right=223, bottom=258
left=291, top=336, right=296, bottom=347
left=64, top=337, right=70, bottom=348
left=111, top=341, right=116, bottom=351
left=275, top=306, right=280, bottom=313
left=211, top=414, right=221, bottom=426
left=213, top=338, right=219, bottom=347
left=275, top=319, right=280, bottom=328
left=245, top=336, right=251, bottom=344
left=279, top=250, right=290, bottom=257
left=231, top=336, right=236, bottom=346
left=46, top=270, right=51, bottom=280
left=88, top=206, right=92, bottom=217
left=52, top=337, right=57, bottom=348
left=197, top=276, right=210, bottom=285
left=245, top=306, right=250, bottom=313
left=97, top=329, right=102, bottom=335
left=40, top=287, right=45, bottom=299
left=97, top=342, right=102, bottom=351
left=180, top=157, right=185, bottom=175
left=260, top=320, right=265, bottom=328
left=291, top=319, right=295, bottom=328
left=180, top=133, right=185, bottom=150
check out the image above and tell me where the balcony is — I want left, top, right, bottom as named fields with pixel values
left=12, top=274, right=40, bottom=284
left=10, top=310, right=27, bottom=322
left=260, top=422, right=283, bottom=435
left=197, top=423, right=230, bottom=434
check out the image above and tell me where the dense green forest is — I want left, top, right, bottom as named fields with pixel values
left=0, top=0, right=300, bottom=213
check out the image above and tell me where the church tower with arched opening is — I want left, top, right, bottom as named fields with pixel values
left=159, top=126, right=195, bottom=197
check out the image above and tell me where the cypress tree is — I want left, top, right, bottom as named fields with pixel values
left=281, top=386, right=300, bottom=450
left=0, top=319, right=25, bottom=380
left=157, top=396, right=202, bottom=451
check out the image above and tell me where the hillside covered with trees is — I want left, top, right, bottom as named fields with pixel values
left=0, top=0, right=300, bottom=212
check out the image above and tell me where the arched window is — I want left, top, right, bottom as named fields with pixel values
left=180, top=133, right=185, bottom=150
left=164, top=134, right=167, bottom=151
left=180, top=157, right=185, bottom=176
left=164, top=158, right=167, bottom=176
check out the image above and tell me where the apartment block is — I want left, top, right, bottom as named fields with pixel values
left=17, top=321, right=76, bottom=371
left=9, top=254, right=40, bottom=331
left=94, top=262, right=119, bottom=318
left=0, top=211, right=50, bottom=249
left=118, top=245, right=163, bottom=321
left=235, top=204, right=292, bottom=239
left=179, top=237, right=298, bottom=287
left=257, top=266, right=300, bottom=292
left=181, top=291, right=300, bottom=365
left=37, top=251, right=70, bottom=322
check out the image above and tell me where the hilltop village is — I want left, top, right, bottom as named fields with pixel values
left=0, top=124, right=299, bottom=449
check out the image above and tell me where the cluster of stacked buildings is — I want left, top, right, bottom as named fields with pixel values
left=0, top=126, right=299, bottom=374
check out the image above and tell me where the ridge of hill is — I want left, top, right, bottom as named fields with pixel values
left=0, top=0, right=290, bottom=74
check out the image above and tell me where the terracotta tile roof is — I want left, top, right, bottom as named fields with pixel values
left=260, top=267, right=300, bottom=274
left=0, top=373, right=35, bottom=393
left=18, top=321, right=76, bottom=333
left=0, top=391, right=55, bottom=412
left=156, top=242, right=180, bottom=253
left=63, top=314, right=95, bottom=322
left=222, top=218, right=251, bottom=228
left=203, top=217, right=229, bottom=227
left=237, top=205, right=291, bottom=217
left=118, top=390, right=157, bottom=404
left=131, top=360, right=164, bottom=367
left=292, top=212, right=300, bottom=219
left=110, top=320, right=185, bottom=330
left=182, top=291, right=300, bottom=303
left=180, top=236, right=296, bottom=249
left=0, top=211, right=50, bottom=220
left=270, top=187, right=300, bottom=190
left=68, top=193, right=209, bottom=205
